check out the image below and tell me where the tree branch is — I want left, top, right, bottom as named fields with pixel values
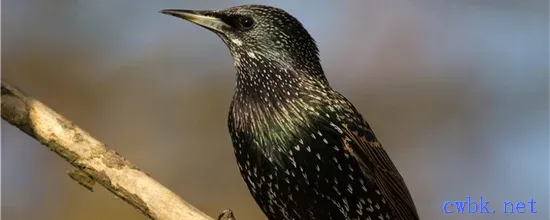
left=1, top=81, right=214, bottom=220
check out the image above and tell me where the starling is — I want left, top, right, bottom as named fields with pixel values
left=161, top=5, right=419, bottom=220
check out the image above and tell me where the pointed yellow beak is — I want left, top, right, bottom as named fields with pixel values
left=160, top=9, right=229, bottom=33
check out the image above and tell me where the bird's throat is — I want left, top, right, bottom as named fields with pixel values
left=229, top=57, right=332, bottom=164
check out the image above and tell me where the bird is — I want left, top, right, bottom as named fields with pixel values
left=161, top=5, right=419, bottom=220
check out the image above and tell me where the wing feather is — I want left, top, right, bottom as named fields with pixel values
left=342, top=122, right=419, bottom=220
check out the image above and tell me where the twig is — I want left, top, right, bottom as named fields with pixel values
left=1, top=81, right=214, bottom=220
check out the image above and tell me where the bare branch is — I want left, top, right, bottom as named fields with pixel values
left=68, top=169, right=96, bottom=192
left=1, top=81, right=214, bottom=220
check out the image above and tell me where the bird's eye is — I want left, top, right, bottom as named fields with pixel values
left=238, top=17, right=255, bottom=30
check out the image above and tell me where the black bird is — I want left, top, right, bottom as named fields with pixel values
left=161, top=5, right=419, bottom=220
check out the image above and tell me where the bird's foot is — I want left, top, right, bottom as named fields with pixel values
left=217, top=209, right=236, bottom=220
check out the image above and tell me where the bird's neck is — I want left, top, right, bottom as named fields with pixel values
left=232, top=53, right=327, bottom=105
left=228, top=54, right=339, bottom=164
left=231, top=55, right=331, bottom=133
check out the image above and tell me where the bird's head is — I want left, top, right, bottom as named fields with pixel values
left=161, top=5, right=322, bottom=74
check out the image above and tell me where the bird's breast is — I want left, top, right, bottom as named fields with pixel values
left=228, top=100, right=391, bottom=219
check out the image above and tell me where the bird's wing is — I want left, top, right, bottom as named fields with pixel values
left=340, top=120, right=419, bottom=220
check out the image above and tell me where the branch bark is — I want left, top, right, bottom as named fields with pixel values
left=1, top=81, right=214, bottom=220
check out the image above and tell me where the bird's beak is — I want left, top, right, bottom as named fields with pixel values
left=160, top=9, right=229, bottom=33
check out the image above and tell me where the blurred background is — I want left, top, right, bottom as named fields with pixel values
left=2, top=0, right=548, bottom=219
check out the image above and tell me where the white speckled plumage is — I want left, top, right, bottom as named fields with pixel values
left=163, top=4, right=419, bottom=220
